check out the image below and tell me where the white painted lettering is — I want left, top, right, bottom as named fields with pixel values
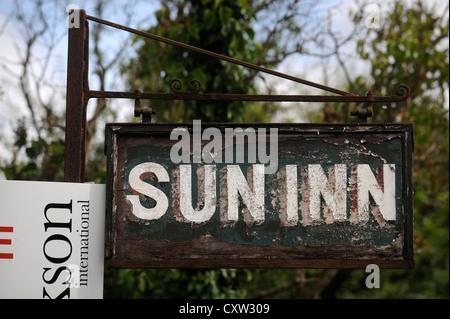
left=308, top=164, right=347, bottom=222
left=178, top=165, right=216, bottom=223
left=279, top=165, right=298, bottom=226
left=125, top=162, right=397, bottom=226
left=220, top=165, right=265, bottom=226
left=127, top=162, right=170, bottom=220
left=355, top=164, right=396, bottom=223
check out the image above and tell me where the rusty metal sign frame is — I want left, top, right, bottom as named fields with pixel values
left=64, top=10, right=410, bottom=183
left=104, top=122, right=414, bottom=269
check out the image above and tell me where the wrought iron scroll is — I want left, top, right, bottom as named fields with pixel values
left=170, top=79, right=202, bottom=94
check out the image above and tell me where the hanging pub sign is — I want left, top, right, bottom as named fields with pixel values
left=104, top=121, right=414, bottom=268
left=62, top=10, right=413, bottom=269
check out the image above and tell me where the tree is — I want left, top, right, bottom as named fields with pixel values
left=0, top=0, right=67, bottom=181
left=317, top=0, right=449, bottom=298
left=0, top=0, right=142, bottom=182
left=121, top=0, right=319, bottom=123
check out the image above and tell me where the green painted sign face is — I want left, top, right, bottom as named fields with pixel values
left=105, top=122, right=414, bottom=268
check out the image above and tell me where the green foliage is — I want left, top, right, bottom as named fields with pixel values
left=104, top=268, right=255, bottom=298
left=1, top=119, right=65, bottom=182
left=122, top=0, right=275, bottom=123
left=358, top=1, right=448, bottom=122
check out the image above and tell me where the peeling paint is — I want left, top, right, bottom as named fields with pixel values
left=172, top=165, right=217, bottom=224
left=277, top=165, right=298, bottom=226
left=220, top=165, right=265, bottom=227
left=349, top=164, right=396, bottom=226
left=308, top=164, right=347, bottom=224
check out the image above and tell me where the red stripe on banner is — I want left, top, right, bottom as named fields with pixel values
left=0, top=227, right=14, bottom=259
left=0, top=227, right=14, bottom=232
left=0, top=239, right=12, bottom=245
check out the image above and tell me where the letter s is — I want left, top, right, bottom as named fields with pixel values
left=127, top=162, right=169, bottom=220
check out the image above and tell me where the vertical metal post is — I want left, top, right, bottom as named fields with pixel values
left=64, top=10, right=89, bottom=183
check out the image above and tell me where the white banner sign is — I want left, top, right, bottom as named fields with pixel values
left=0, top=180, right=105, bottom=299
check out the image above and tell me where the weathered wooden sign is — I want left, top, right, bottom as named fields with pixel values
left=105, top=122, right=414, bottom=268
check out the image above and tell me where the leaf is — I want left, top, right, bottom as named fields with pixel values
left=25, top=140, right=43, bottom=159
left=203, top=9, right=216, bottom=30
left=186, top=23, right=200, bottom=40
left=238, top=0, right=249, bottom=11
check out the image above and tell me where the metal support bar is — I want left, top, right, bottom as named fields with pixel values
left=87, top=87, right=410, bottom=103
left=82, top=13, right=410, bottom=119
left=85, top=14, right=355, bottom=97
left=64, top=10, right=89, bottom=183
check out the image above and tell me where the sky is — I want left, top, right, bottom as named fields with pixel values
left=0, top=1, right=161, bottom=132
left=0, top=0, right=360, bottom=128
